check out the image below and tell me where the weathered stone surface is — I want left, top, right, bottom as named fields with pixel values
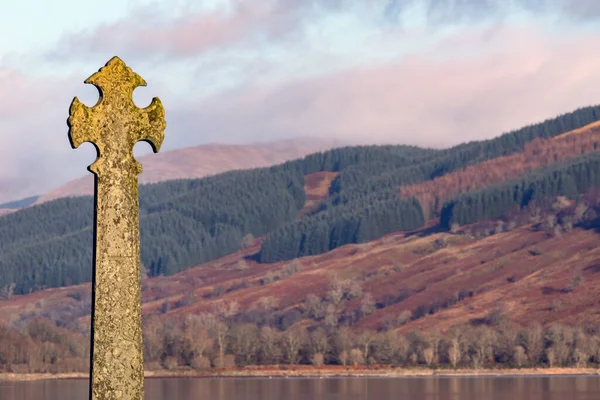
left=67, top=56, right=166, bottom=400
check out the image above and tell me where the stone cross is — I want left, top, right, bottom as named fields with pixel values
left=67, top=57, right=166, bottom=400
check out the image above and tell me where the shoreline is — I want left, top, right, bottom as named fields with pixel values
left=2, top=367, right=600, bottom=382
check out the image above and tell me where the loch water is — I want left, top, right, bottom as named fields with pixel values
left=2, top=376, right=600, bottom=400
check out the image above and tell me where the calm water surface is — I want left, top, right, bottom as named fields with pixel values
left=2, top=376, right=600, bottom=400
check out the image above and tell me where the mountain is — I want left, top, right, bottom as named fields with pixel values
left=2, top=105, right=600, bottom=372
left=32, top=137, right=342, bottom=206
left=1, top=105, right=600, bottom=296
left=0, top=196, right=39, bottom=216
left=0, top=196, right=38, bottom=209
left=1, top=180, right=600, bottom=373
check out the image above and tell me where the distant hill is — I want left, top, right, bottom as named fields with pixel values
left=0, top=196, right=39, bottom=210
left=0, top=196, right=39, bottom=217
left=1, top=104, right=600, bottom=296
left=33, top=137, right=342, bottom=205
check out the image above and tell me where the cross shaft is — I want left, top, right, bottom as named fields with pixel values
left=67, top=57, right=166, bottom=400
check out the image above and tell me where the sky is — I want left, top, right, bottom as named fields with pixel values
left=2, top=0, right=600, bottom=202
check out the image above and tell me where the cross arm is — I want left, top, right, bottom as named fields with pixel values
left=135, top=97, right=166, bottom=153
left=67, top=97, right=101, bottom=150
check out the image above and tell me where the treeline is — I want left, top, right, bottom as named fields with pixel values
left=440, top=151, right=600, bottom=228
left=0, top=145, right=433, bottom=295
left=0, top=168, right=306, bottom=294
left=330, top=105, right=600, bottom=198
left=401, top=128, right=600, bottom=218
left=258, top=106, right=600, bottom=263
left=266, top=105, right=600, bottom=261
left=259, top=194, right=424, bottom=262
left=2, top=316, right=600, bottom=373
left=142, top=317, right=600, bottom=370
left=0, top=318, right=89, bottom=373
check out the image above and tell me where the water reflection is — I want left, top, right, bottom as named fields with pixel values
left=1, top=376, right=600, bottom=400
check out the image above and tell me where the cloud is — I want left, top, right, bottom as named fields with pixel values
left=0, top=68, right=101, bottom=202
left=3, top=1, right=600, bottom=204
left=43, top=0, right=600, bottom=68
left=559, top=0, right=600, bottom=20
left=385, top=0, right=600, bottom=25
left=170, top=25, right=600, bottom=149
left=46, top=0, right=312, bottom=62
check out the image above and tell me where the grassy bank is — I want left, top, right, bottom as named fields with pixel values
left=2, top=366, right=600, bottom=382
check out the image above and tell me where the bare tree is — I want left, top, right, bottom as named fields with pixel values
left=339, top=350, right=349, bottom=366
left=422, top=348, right=434, bottom=366
left=349, top=348, right=364, bottom=366
left=303, top=294, right=325, bottom=319
left=309, top=327, right=329, bottom=359
left=334, top=327, right=354, bottom=365
left=328, top=282, right=344, bottom=307
left=567, top=270, right=584, bottom=292
left=256, top=296, right=279, bottom=311
left=241, top=233, right=254, bottom=249
left=360, top=293, right=376, bottom=318
left=213, top=299, right=239, bottom=319
left=447, top=335, right=462, bottom=368
left=358, top=331, right=376, bottom=364
left=397, top=310, right=412, bottom=326
left=259, top=326, right=281, bottom=365
left=524, top=322, right=544, bottom=365
left=140, top=265, right=149, bottom=281
left=230, top=323, right=259, bottom=366
left=209, top=321, right=229, bottom=365
left=142, top=315, right=164, bottom=363
left=573, top=348, right=588, bottom=368
left=311, top=352, right=325, bottom=366
left=345, top=280, right=363, bottom=299
left=513, top=345, right=526, bottom=368
left=235, top=259, right=250, bottom=271
left=282, top=326, right=306, bottom=365
left=0, top=282, right=15, bottom=300
left=179, top=315, right=213, bottom=366
left=324, top=304, right=339, bottom=327
left=546, top=348, right=555, bottom=368
left=425, top=330, right=441, bottom=366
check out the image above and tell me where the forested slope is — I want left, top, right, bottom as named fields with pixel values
left=258, top=105, right=600, bottom=262
left=440, top=150, right=600, bottom=228
left=0, top=145, right=434, bottom=294
left=1, top=104, right=600, bottom=294
left=401, top=122, right=600, bottom=218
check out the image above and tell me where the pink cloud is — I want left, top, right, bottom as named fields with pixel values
left=3, top=21, right=600, bottom=204
left=0, top=69, right=89, bottom=202
left=49, top=0, right=309, bottom=60
left=0, top=69, right=72, bottom=119
left=179, top=26, right=600, bottom=148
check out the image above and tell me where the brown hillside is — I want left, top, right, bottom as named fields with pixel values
left=34, top=137, right=341, bottom=205
left=2, top=209, right=599, bottom=337
left=400, top=120, right=600, bottom=218
left=297, top=171, right=339, bottom=217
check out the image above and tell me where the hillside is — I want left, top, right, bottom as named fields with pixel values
left=1, top=104, right=600, bottom=296
left=33, top=137, right=341, bottom=205
left=2, top=104, right=600, bottom=372
left=1, top=191, right=600, bottom=372
left=401, top=120, right=600, bottom=218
